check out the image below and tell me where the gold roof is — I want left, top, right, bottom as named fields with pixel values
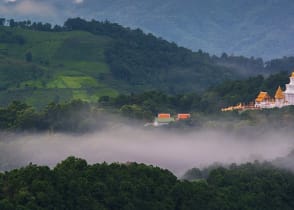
left=256, top=91, right=270, bottom=102
left=291, top=72, right=294, bottom=78
left=275, top=86, right=284, bottom=99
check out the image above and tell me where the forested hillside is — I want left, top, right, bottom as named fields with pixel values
left=1, top=157, right=294, bottom=210
left=0, top=18, right=238, bottom=108
left=213, top=55, right=294, bottom=77
left=1, top=18, right=294, bottom=108
left=101, top=71, right=293, bottom=114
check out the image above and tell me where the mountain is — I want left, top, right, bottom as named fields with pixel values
left=56, top=0, right=294, bottom=60
left=0, top=19, right=240, bottom=108
left=2, top=0, right=294, bottom=59
left=2, top=17, right=294, bottom=108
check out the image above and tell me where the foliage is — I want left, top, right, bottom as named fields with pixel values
left=183, top=162, right=294, bottom=209
left=213, top=54, right=294, bottom=77
left=0, top=100, right=110, bottom=132
left=0, top=157, right=294, bottom=209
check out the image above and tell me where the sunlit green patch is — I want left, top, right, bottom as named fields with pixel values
left=57, top=61, right=110, bottom=78
left=46, top=76, right=101, bottom=89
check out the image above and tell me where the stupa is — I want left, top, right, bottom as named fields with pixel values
left=284, top=72, right=294, bottom=105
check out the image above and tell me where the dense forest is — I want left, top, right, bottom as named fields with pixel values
left=1, top=157, right=294, bottom=210
left=213, top=54, right=294, bottom=77
left=0, top=100, right=114, bottom=133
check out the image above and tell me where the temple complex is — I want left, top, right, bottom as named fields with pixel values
left=222, top=72, right=294, bottom=111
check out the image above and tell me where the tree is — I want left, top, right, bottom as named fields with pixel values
left=0, top=18, right=5, bottom=26
left=8, top=19, right=16, bottom=27
left=25, top=52, right=32, bottom=62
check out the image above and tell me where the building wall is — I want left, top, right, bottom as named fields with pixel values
left=285, top=93, right=294, bottom=105
left=285, top=78, right=294, bottom=105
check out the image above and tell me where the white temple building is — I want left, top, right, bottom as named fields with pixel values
left=284, top=72, right=294, bottom=105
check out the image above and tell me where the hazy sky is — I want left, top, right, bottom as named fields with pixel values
left=0, top=0, right=140, bottom=24
left=0, top=0, right=82, bottom=23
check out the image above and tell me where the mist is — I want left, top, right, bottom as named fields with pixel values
left=0, top=126, right=294, bottom=176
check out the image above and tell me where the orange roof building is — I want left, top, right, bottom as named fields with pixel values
left=153, top=113, right=175, bottom=127
left=157, top=113, right=171, bottom=118
left=255, top=91, right=271, bottom=103
left=177, top=113, right=191, bottom=120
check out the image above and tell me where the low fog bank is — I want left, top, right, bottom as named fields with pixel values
left=0, top=126, right=294, bottom=176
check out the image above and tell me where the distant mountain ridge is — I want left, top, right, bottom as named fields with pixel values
left=2, top=0, right=294, bottom=59
left=70, top=0, right=294, bottom=60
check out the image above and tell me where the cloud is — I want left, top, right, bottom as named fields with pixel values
left=0, top=0, right=57, bottom=19
left=14, top=0, right=56, bottom=17
left=74, top=0, right=83, bottom=4
left=0, top=126, right=293, bottom=177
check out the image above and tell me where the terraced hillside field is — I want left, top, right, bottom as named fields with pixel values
left=0, top=27, right=119, bottom=108
left=0, top=22, right=238, bottom=108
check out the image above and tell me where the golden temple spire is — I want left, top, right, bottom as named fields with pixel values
left=274, top=86, right=284, bottom=99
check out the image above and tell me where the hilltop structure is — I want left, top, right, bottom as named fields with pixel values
left=222, top=72, right=294, bottom=111
left=144, top=113, right=191, bottom=127
left=285, top=72, right=294, bottom=104
left=153, top=113, right=175, bottom=126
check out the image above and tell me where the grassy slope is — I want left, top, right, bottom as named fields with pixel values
left=0, top=25, right=240, bottom=108
left=0, top=27, right=118, bottom=108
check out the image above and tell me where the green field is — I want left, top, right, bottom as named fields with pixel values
left=0, top=21, right=244, bottom=108
left=0, top=26, right=118, bottom=107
